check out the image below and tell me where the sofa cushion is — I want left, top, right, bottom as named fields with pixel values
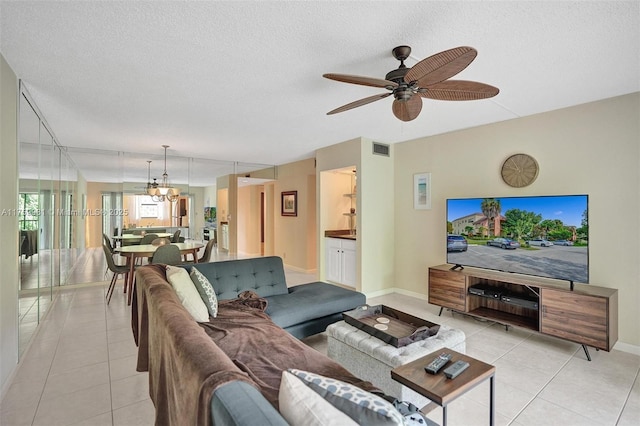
left=284, top=369, right=404, bottom=425
left=265, top=282, right=366, bottom=329
left=182, top=257, right=289, bottom=300
left=190, top=267, right=219, bottom=317
left=165, top=265, right=209, bottom=322
left=279, top=370, right=357, bottom=426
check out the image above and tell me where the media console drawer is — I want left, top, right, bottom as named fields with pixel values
left=428, top=269, right=466, bottom=311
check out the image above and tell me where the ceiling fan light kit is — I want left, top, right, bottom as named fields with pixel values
left=145, top=145, right=180, bottom=202
left=323, top=45, right=499, bottom=122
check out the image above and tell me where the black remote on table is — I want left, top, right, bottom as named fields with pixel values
left=443, top=360, right=470, bottom=379
left=424, top=353, right=452, bottom=374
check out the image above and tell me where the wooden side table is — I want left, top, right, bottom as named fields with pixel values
left=391, top=349, right=496, bottom=426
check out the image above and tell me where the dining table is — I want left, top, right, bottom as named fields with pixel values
left=116, top=241, right=204, bottom=305
left=112, top=233, right=173, bottom=246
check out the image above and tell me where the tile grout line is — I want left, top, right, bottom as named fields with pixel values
left=27, top=288, right=71, bottom=426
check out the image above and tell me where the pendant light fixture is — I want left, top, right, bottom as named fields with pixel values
left=146, top=146, right=180, bottom=202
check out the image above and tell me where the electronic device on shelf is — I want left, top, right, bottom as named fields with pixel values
left=468, top=284, right=502, bottom=298
left=500, top=294, right=539, bottom=310
left=446, top=194, right=589, bottom=285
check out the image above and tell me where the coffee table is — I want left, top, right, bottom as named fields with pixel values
left=391, top=348, right=495, bottom=426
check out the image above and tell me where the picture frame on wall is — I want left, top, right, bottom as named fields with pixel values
left=281, top=191, right=298, bottom=216
left=414, top=173, right=431, bottom=210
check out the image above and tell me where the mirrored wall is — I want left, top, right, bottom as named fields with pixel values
left=18, top=85, right=81, bottom=356
left=18, top=82, right=276, bottom=357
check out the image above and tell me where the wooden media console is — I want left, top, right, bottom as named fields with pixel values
left=428, top=264, right=618, bottom=360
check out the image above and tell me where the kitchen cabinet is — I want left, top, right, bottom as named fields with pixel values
left=325, top=237, right=356, bottom=287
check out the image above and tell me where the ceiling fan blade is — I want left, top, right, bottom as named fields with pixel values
left=392, top=95, right=422, bottom=122
left=405, top=46, right=477, bottom=87
left=327, top=92, right=392, bottom=115
left=419, top=80, right=499, bottom=101
left=323, top=73, right=398, bottom=89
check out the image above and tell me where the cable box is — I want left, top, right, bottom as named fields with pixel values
left=468, top=284, right=502, bottom=299
left=500, top=294, right=539, bottom=310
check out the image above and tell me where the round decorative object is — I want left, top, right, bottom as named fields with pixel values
left=374, top=324, right=389, bottom=331
left=376, top=317, right=390, bottom=324
left=501, top=154, right=539, bottom=187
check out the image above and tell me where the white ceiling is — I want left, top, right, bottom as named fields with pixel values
left=1, top=1, right=638, bottom=185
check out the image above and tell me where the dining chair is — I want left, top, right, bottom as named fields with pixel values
left=198, top=239, right=216, bottom=263
left=140, top=233, right=159, bottom=244
left=103, top=243, right=130, bottom=304
left=151, top=244, right=183, bottom=265
left=181, top=239, right=215, bottom=264
left=103, top=233, right=117, bottom=278
left=152, top=237, right=171, bottom=246
left=171, top=229, right=181, bottom=243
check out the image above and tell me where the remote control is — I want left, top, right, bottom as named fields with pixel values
left=424, top=353, right=452, bottom=374
left=443, top=360, right=470, bottom=379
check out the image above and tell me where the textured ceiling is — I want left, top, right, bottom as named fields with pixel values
left=1, top=1, right=638, bottom=185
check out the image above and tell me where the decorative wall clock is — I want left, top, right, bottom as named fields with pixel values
left=501, top=154, right=539, bottom=188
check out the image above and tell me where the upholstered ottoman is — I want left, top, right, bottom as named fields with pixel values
left=326, top=320, right=466, bottom=408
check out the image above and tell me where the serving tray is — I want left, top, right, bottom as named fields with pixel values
left=342, top=305, right=440, bottom=347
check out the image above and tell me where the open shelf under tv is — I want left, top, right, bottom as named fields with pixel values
left=428, top=264, right=618, bottom=361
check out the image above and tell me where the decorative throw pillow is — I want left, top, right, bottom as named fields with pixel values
left=283, top=369, right=405, bottom=425
left=189, top=266, right=218, bottom=318
left=165, top=265, right=209, bottom=322
left=279, top=371, right=357, bottom=426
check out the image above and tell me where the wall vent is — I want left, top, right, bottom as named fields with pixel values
left=372, top=142, right=390, bottom=157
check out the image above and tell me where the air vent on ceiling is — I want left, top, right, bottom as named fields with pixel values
left=372, top=142, right=390, bottom=157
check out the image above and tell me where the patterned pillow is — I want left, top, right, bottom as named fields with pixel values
left=189, top=266, right=218, bottom=318
left=284, top=369, right=405, bottom=425
left=279, top=371, right=357, bottom=426
left=165, top=266, right=209, bottom=322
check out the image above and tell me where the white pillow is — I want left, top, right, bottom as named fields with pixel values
left=165, top=265, right=209, bottom=322
left=279, top=371, right=357, bottom=426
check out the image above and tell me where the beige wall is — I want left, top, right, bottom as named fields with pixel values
left=237, top=184, right=263, bottom=256
left=273, top=158, right=317, bottom=272
left=316, top=138, right=395, bottom=294
left=0, top=54, right=19, bottom=394
left=85, top=182, right=123, bottom=247
left=393, top=93, right=640, bottom=347
left=359, top=138, right=395, bottom=295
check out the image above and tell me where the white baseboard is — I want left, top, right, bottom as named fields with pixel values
left=613, top=341, right=640, bottom=356
left=364, top=287, right=428, bottom=300
left=283, top=263, right=317, bottom=274
left=363, top=288, right=396, bottom=299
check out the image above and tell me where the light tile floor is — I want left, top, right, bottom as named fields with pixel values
left=2, top=260, right=639, bottom=425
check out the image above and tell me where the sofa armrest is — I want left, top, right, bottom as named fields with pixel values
left=211, top=381, right=288, bottom=426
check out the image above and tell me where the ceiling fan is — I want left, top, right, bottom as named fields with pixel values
left=323, top=45, right=499, bottom=122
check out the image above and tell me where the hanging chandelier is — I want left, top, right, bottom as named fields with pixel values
left=146, top=145, right=180, bottom=202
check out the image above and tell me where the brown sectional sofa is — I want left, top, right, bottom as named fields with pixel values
left=131, top=260, right=390, bottom=425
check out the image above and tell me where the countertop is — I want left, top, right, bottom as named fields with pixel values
left=325, top=230, right=357, bottom=240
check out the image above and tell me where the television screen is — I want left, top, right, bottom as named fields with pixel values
left=446, top=195, right=588, bottom=283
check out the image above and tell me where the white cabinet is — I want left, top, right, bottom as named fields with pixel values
left=325, top=237, right=356, bottom=287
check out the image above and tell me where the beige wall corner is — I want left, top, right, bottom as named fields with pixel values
left=0, top=53, right=19, bottom=394
left=394, top=93, right=640, bottom=347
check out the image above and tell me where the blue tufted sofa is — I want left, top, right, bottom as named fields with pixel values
left=181, top=256, right=366, bottom=339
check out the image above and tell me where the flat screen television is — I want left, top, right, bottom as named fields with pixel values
left=446, top=195, right=588, bottom=283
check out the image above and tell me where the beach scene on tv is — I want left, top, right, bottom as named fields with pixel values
left=446, top=195, right=589, bottom=283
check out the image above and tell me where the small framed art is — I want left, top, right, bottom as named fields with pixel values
left=281, top=191, right=298, bottom=216
left=414, top=173, right=431, bottom=210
